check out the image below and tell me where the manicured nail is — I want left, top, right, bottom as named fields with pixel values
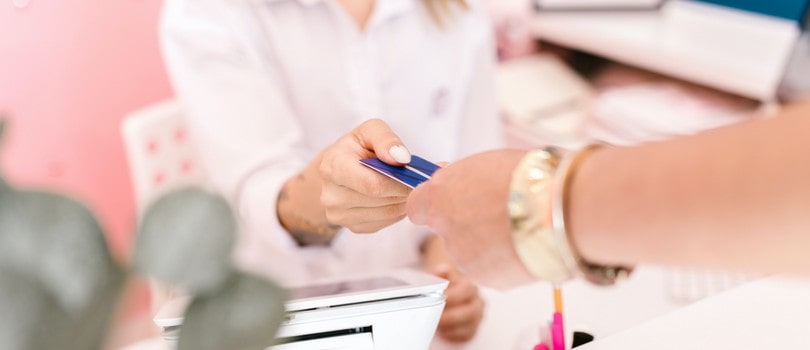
left=389, top=145, right=411, bottom=164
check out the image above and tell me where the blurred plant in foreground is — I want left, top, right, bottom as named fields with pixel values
left=0, top=118, right=287, bottom=350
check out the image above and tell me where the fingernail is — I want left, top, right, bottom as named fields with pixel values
left=389, top=145, right=412, bottom=164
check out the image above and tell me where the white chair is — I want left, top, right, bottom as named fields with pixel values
left=121, top=99, right=208, bottom=213
left=121, top=99, right=208, bottom=315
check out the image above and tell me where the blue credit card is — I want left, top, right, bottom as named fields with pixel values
left=359, top=155, right=440, bottom=189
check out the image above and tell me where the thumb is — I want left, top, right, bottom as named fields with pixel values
left=353, top=118, right=411, bottom=165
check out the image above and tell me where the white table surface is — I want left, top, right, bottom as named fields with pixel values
left=530, top=0, right=801, bottom=101
left=578, top=275, right=810, bottom=349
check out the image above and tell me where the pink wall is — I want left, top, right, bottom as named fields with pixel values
left=0, top=0, right=172, bottom=255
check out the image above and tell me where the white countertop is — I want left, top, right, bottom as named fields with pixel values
left=578, top=275, right=810, bottom=349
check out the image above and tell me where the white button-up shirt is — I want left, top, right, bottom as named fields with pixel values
left=160, top=0, right=502, bottom=284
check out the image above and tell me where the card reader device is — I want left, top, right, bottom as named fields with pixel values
left=153, top=269, right=449, bottom=350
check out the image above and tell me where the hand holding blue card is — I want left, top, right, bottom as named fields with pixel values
left=359, top=155, right=441, bottom=189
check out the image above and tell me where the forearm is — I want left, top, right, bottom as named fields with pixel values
left=570, top=102, right=810, bottom=275
left=277, top=153, right=340, bottom=246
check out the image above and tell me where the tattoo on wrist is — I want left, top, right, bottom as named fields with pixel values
left=287, top=224, right=341, bottom=247
left=277, top=186, right=341, bottom=247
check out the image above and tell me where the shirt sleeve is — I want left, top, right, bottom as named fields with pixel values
left=159, top=0, right=311, bottom=279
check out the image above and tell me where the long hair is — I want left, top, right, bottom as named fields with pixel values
left=424, top=0, right=468, bottom=25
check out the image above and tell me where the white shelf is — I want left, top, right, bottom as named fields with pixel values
left=531, top=0, right=802, bottom=101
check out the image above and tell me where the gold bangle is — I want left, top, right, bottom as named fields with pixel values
left=509, top=147, right=574, bottom=284
left=551, top=144, right=633, bottom=285
left=509, top=145, right=633, bottom=285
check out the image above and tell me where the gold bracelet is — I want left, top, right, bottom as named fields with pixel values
left=551, top=144, right=633, bottom=285
left=509, top=145, right=633, bottom=285
left=509, top=147, right=573, bottom=283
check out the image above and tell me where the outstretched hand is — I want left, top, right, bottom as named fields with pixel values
left=408, top=150, right=536, bottom=289
left=319, top=119, right=414, bottom=233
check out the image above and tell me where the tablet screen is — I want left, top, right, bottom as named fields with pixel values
left=289, top=277, right=407, bottom=300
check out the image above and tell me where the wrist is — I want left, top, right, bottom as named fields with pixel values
left=551, top=145, right=633, bottom=285
left=509, top=145, right=633, bottom=285
left=566, top=145, right=613, bottom=267
left=276, top=175, right=340, bottom=246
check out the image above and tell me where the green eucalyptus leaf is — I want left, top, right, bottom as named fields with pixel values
left=0, top=267, right=72, bottom=350
left=178, top=273, right=287, bottom=350
left=134, top=187, right=237, bottom=293
left=0, top=188, right=126, bottom=349
left=68, top=266, right=125, bottom=350
left=0, top=121, right=124, bottom=349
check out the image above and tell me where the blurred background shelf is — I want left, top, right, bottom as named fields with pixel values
left=530, top=0, right=804, bottom=101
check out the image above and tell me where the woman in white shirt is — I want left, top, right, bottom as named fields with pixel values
left=161, top=0, right=502, bottom=343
